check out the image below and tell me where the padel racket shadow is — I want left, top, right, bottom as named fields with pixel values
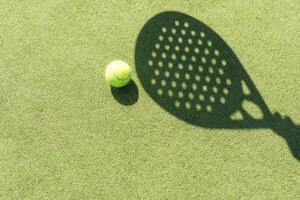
left=135, top=11, right=300, bottom=161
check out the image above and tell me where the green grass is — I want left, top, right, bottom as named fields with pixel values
left=0, top=0, right=300, bottom=199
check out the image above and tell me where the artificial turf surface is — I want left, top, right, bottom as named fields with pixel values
left=0, top=0, right=300, bottom=199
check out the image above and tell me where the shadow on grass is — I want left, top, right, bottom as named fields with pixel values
left=111, top=81, right=138, bottom=106
left=135, top=11, right=300, bottom=161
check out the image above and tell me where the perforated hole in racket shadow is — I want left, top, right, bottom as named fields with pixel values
left=111, top=81, right=139, bottom=106
left=135, top=11, right=300, bottom=161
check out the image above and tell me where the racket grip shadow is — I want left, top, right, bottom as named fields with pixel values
left=270, top=112, right=300, bottom=161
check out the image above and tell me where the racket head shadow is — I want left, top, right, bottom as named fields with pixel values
left=135, top=11, right=271, bottom=128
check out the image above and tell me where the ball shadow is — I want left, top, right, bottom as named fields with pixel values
left=111, top=81, right=139, bottom=106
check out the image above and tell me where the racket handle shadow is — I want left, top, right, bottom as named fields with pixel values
left=270, top=112, right=300, bottom=161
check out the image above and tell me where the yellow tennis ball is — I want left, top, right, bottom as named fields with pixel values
left=105, top=60, right=132, bottom=88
